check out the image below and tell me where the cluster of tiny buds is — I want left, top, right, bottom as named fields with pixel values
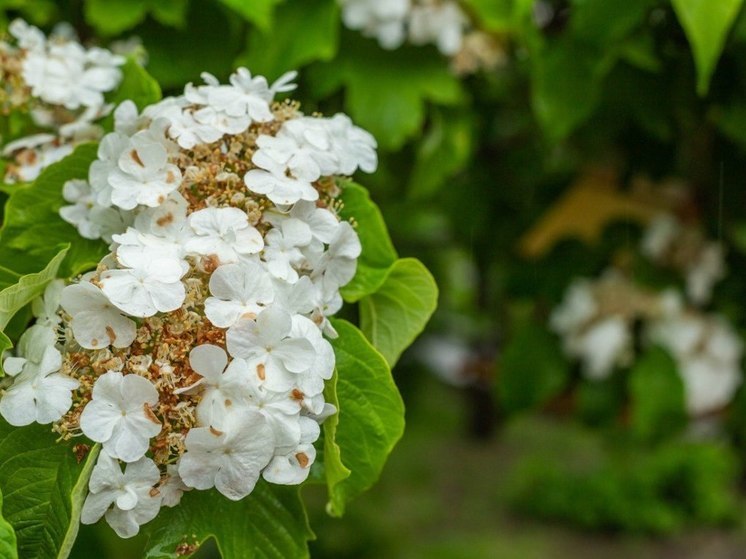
left=0, top=59, right=378, bottom=539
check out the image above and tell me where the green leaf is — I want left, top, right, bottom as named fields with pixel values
left=237, top=0, right=339, bottom=80
left=308, top=34, right=463, bottom=150
left=672, top=0, right=744, bottom=95
left=628, top=346, right=687, bottom=443
left=0, top=143, right=106, bottom=278
left=143, top=483, right=312, bottom=559
left=408, top=108, right=474, bottom=199
left=216, top=0, right=282, bottom=31
left=359, top=258, right=438, bottom=367
left=0, top=420, right=99, bottom=559
left=497, top=319, right=569, bottom=414
left=0, top=488, right=18, bottom=559
left=150, top=0, right=189, bottom=28
left=325, top=319, right=405, bottom=516
left=338, top=182, right=397, bottom=302
left=570, top=0, right=655, bottom=45
left=106, top=57, right=162, bottom=112
left=84, top=0, right=148, bottom=35
left=0, top=246, right=68, bottom=330
left=322, top=369, right=351, bottom=500
left=531, top=40, right=614, bottom=141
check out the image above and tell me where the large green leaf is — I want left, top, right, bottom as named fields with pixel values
left=325, top=319, right=405, bottom=516
left=0, top=488, right=18, bottom=559
left=216, top=0, right=282, bottom=31
left=338, top=182, right=397, bottom=302
left=497, top=319, right=569, bottom=414
left=0, top=420, right=99, bottom=559
left=322, top=369, right=351, bottom=501
left=628, top=346, right=687, bottom=443
left=308, top=34, right=463, bottom=150
left=143, top=483, right=312, bottom=559
left=359, top=258, right=437, bottom=367
left=237, top=0, right=339, bottom=80
left=672, top=0, right=744, bottom=95
left=0, top=143, right=106, bottom=278
left=84, top=0, right=149, bottom=35
left=106, top=57, right=162, bottom=112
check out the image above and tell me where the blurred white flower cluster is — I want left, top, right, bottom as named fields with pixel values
left=550, top=212, right=742, bottom=416
left=338, top=0, right=505, bottom=74
left=1, top=20, right=125, bottom=183
left=0, top=65, right=377, bottom=538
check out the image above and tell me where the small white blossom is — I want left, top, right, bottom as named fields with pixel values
left=204, top=261, right=274, bottom=328
left=32, top=279, right=64, bottom=328
left=310, top=221, right=362, bottom=297
left=409, top=1, right=468, bottom=55
left=340, top=0, right=411, bottom=49
left=262, top=416, right=319, bottom=485
left=79, top=371, right=161, bottom=462
left=243, top=169, right=319, bottom=206
left=60, top=282, right=137, bottom=349
left=81, top=453, right=161, bottom=539
left=226, top=307, right=316, bottom=392
left=185, top=207, right=263, bottom=264
left=262, top=218, right=313, bottom=283
left=178, top=409, right=275, bottom=500
left=159, top=464, right=190, bottom=508
left=60, top=179, right=131, bottom=242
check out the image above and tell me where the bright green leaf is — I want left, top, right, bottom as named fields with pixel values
left=216, top=0, right=283, bottom=31
left=672, top=0, right=744, bottom=95
left=106, top=57, right=162, bottom=112
left=143, top=483, right=312, bottom=559
left=308, top=34, right=463, bottom=149
left=325, top=319, right=405, bottom=516
left=628, top=346, right=687, bottom=443
left=322, top=369, right=351, bottom=501
left=0, top=420, right=99, bottom=559
left=84, top=0, right=148, bottom=35
left=409, top=108, right=474, bottom=199
left=150, top=0, right=189, bottom=28
left=497, top=319, right=569, bottom=413
left=0, top=143, right=106, bottom=278
left=338, top=182, right=397, bottom=302
left=0, top=246, right=67, bottom=330
left=0, top=488, right=18, bottom=559
left=237, top=0, right=339, bottom=80
left=359, top=258, right=438, bottom=367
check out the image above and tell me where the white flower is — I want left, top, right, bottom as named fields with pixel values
left=204, top=262, right=274, bottom=328
left=569, top=316, right=631, bottom=380
left=100, top=247, right=187, bottom=318
left=60, top=282, right=137, bottom=349
left=60, top=179, right=131, bottom=242
left=9, top=19, right=45, bottom=50
left=549, top=280, right=597, bottom=336
left=226, top=307, right=316, bottom=392
left=178, top=409, right=275, bottom=500
left=108, top=120, right=182, bottom=210
left=252, top=119, right=337, bottom=182
left=325, top=113, right=378, bottom=175
left=0, top=328, right=77, bottom=426
left=32, top=279, right=64, bottom=328
left=160, top=464, right=190, bottom=508
left=183, top=344, right=252, bottom=427
left=262, top=218, right=313, bottom=283
left=409, top=1, right=468, bottom=55
left=3, top=135, right=74, bottom=183
left=185, top=207, right=263, bottom=264
left=686, top=243, right=726, bottom=305
left=262, top=416, right=319, bottom=485
left=81, top=453, right=161, bottom=539
left=341, top=0, right=410, bottom=49
left=243, top=169, right=319, bottom=206
left=641, top=214, right=679, bottom=260
left=89, top=131, right=131, bottom=207
left=79, top=371, right=161, bottom=462
left=310, top=221, right=361, bottom=296
left=132, top=192, right=189, bottom=241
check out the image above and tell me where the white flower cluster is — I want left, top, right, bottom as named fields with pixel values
left=1, top=20, right=125, bottom=183
left=0, top=66, right=377, bottom=538
left=550, top=272, right=743, bottom=415
left=641, top=213, right=726, bottom=306
left=340, top=0, right=468, bottom=55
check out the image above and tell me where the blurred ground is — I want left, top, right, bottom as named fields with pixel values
left=306, top=371, right=746, bottom=559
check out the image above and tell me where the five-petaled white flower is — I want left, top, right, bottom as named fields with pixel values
left=243, top=169, right=319, bottom=206
left=80, top=371, right=162, bottom=462
left=262, top=416, right=319, bottom=485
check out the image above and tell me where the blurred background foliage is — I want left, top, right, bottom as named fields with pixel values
left=6, top=0, right=746, bottom=556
